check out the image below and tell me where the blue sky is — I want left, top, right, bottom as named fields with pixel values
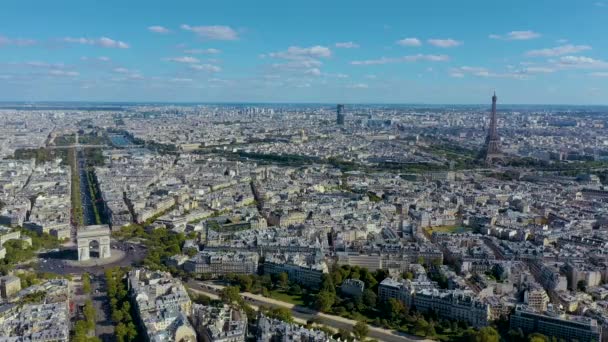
left=1, top=0, right=607, bottom=104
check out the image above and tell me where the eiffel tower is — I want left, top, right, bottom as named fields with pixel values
left=482, top=92, right=503, bottom=165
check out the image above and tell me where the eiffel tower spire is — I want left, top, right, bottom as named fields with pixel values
left=483, top=91, right=503, bottom=164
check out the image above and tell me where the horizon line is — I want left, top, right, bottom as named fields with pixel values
left=0, top=100, right=607, bottom=107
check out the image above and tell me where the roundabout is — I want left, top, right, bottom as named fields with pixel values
left=64, top=248, right=126, bottom=267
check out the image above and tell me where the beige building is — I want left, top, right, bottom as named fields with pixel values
left=0, top=275, right=22, bottom=298
left=525, top=286, right=550, bottom=312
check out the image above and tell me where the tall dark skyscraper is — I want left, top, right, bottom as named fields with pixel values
left=336, top=104, right=345, bottom=125
left=483, top=92, right=503, bottom=164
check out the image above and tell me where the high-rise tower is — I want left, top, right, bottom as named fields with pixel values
left=483, top=92, right=503, bottom=164
left=336, top=104, right=345, bottom=125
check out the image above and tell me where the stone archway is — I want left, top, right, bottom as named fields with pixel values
left=89, top=240, right=100, bottom=258
left=76, top=225, right=111, bottom=261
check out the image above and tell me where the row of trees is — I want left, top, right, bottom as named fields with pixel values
left=82, top=273, right=91, bottom=294
left=85, top=168, right=103, bottom=225
left=68, top=147, right=84, bottom=226
left=72, top=300, right=98, bottom=342
left=105, top=267, right=138, bottom=342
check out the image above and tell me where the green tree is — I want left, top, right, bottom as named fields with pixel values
left=84, top=299, right=96, bottom=330
left=237, top=275, right=253, bottom=292
left=360, top=269, right=378, bottom=289
left=425, top=321, right=436, bottom=338
left=321, top=273, right=335, bottom=293
left=266, top=307, right=294, bottom=323
left=111, top=308, right=124, bottom=323
left=121, top=301, right=132, bottom=322
left=384, top=298, right=406, bottom=321
left=82, top=273, right=91, bottom=294
left=115, top=322, right=128, bottom=342
left=475, top=326, right=500, bottom=342
left=220, top=286, right=242, bottom=304
left=335, top=328, right=353, bottom=342
left=353, top=320, right=369, bottom=340
left=73, top=320, right=89, bottom=342
left=315, top=290, right=335, bottom=312
left=332, top=269, right=343, bottom=285
left=414, top=317, right=429, bottom=336
left=528, top=333, right=549, bottom=342
left=184, top=247, right=198, bottom=257
left=278, top=272, right=289, bottom=289
left=508, top=328, right=525, bottom=342
left=126, top=322, right=138, bottom=341
left=362, top=289, right=377, bottom=308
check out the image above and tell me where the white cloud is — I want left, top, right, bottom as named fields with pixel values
left=347, top=83, right=369, bottom=89
left=0, top=35, right=36, bottom=47
left=335, top=73, right=349, bottom=78
left=48, top=70, right=79, bottom=77
left=62, top=36, right=129, bottom=48
left=180, top=24, right=238, bottom=40
left=595, top=2, right=607, bottom=7
left=109, top=67, right=143, bottom=80
left=165, top=56, right=200, bottom=64
left=590, top=72, right=608, bottom=77
left=184, top=48, right=221, bottom=54
left=524, top=67, right=556, bottom=73
left=451, top=66, right=530, bottom=79
left=148, top=26, right=170, bottom=34
left=555, top=56, right=608, bottom=69
left=170, top=78, right=193, bottom=82
left=272, top=60, right=323, bottom=70
left=489, top=30, right=541, bottom=40
left=351, top=54, right=449, bottom=65
left=23, top=61, right=65, bottom=68
left=526, top=44, right=592, bottom=57
left=335, top=42, right=359, bottom=48
left=269, top=45, right=332, bottom=59
left=457, top=66, right=487, bottom=73
left=427, top=38, right=462, bottom=48
left=396, top=38, right=422, bottom=47
left=113, top=67, right=128, bottom=73
left=268, top=46, right=331, bottom=74
left=304, top=68, right=322, bottom=76
left=81, top=56, right=110, bottom=64
left=190, top=64, right=222, bottom=72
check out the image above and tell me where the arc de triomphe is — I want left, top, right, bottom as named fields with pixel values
left=76, top=225, right=112, bottom=261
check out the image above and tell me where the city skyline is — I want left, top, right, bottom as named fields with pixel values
left=1, top=0, right=608, bottom=104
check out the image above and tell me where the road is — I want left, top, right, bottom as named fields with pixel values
left=91, top=275, right=115, bottom=341
left=186, top=280, right=431, bottom=342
